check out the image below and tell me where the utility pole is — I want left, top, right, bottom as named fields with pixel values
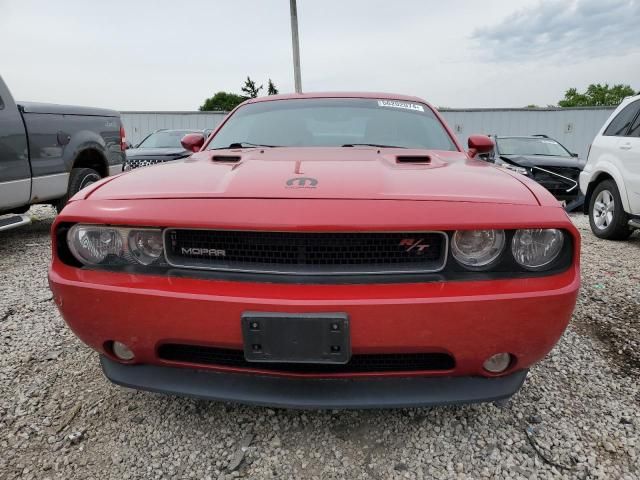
left=289, top=0, right=302, bottom=93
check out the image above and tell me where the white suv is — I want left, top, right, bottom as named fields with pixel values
left=580, top=94, right=640, bottom=240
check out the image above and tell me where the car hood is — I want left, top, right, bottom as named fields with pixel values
left=500, top=154, right=584, bottom=169
left=126, top=147, right=190, bottom=159
left=88, top=147, right=540, bottom=205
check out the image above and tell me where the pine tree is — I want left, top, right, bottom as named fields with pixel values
left=241, top=76, right=263, bottom=98
left=267, top=79, right=279, bottom=95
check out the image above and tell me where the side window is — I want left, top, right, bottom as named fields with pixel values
left=0, top=95, right=4, bottom=110
left=628, top=111, right=640, bottom=138
left=603, top=100, right=640, bottom=136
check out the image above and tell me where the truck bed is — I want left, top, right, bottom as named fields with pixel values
left=18, top=101, right=120, bottom=118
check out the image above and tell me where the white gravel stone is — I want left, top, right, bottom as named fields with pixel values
left=0, top=207, right=638, bottom=479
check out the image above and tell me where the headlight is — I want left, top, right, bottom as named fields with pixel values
left=67, top=225, right=123, bottom=265
left=451, top=230, right=505, bottom=269
left=501, top=164, right=529, bottom=175
left=67, top=224, right=165, bottom=266
left=128, top=229, right=164, bottom=265
left=511, top=229, right=564, bottom=270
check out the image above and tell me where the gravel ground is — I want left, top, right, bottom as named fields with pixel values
left=1, top=206, right=638, bottom=480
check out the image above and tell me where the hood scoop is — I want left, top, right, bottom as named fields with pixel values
left=212, top=154, right=242, bottom=163
left=395, top=155, right=431, bottom=164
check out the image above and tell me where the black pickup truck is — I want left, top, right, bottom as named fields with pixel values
left=0, top=75, right=125, bottom=231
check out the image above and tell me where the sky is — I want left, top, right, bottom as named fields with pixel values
left=1, top=0, right=639, bottom=110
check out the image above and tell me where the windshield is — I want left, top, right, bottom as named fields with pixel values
left=207, top=98, right=457, bottom=151
left=497, top=137, right=571, bottom=157
left=137, top=131, right=195, bottom=149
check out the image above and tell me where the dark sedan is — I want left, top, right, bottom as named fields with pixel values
left=124, top=129, right=206, bottom=170
left=481, top=135, right=585, bottom=210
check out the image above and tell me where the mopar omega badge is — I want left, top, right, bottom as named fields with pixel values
left=286, top=177, right=318, bottom=188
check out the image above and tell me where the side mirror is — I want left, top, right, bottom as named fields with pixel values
left=125, top=142, right=133, bottom=149
left=181, top=133, right=205, bottom=153
left=467, top=135, right=495, bottom=158
left=571, top=152, right=578, bottom=158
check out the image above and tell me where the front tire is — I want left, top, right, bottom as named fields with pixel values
left=55, top=167, right=101, bottom=213
left=588, top=179, right=632, bottom=240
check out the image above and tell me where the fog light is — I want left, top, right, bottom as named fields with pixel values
left=483, top=352, right=512, bottom=373
left=112, top=341, right=135, bottom=361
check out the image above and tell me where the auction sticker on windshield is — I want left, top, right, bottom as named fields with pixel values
left=377, top=100, right=424, bottom=112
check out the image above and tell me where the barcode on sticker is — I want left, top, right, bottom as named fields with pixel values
left=377, top=100, right=424, bottom=112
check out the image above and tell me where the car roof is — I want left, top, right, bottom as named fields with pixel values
left=619, top=93, right=640, bottom=106
left=244, top=91, right=432, bottom=106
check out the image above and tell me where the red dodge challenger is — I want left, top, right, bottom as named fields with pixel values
left=48, top=93, right=580, bottom=409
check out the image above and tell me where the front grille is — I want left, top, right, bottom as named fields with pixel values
left=531, top=166, right=580, bottom=195
left=158, top=344, right=455, bottom=373
left=164, top=230, right=448, bottom=275
left=126, top=158, right=166, bottom=169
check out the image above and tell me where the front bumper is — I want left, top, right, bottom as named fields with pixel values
left=530, top=172, right=581, bottom=202
left=49, top=197, right=580, bottom=408
left=107, top=164, right=123, bottom=177
left=579, top=170, right=591, bottom=195
left=101, top=355, right=529, bottom=409
left=50, top=259, right=578, bottom=387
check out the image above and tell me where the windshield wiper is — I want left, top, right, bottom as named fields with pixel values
left=342, top=143, right=407, bottom=149
left=214, top=142, right=280, bottom=149
left=504, top=153, right=562, bottom=157
left=529, top=153, right=566, bottom=156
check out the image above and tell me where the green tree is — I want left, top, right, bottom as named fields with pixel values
left=241, top=76, right=263, bottom=98
left=199, top=92, right=246, bottom=111
left=200, top=76, right=279, bottom=111
left=267, top=79, right=279, bottom=95
left=558, top=84, right=636, bottom=107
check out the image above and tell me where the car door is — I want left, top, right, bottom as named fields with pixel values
left=0, top=81, right=31, bottom=210
left=600, top=99, right=640, bottom=214
left=620, top=108, right=640, bottom=214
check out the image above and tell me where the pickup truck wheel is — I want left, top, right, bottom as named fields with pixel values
left=588, top=179, right=632, bottom=240
left=55, top=168, right=101, bottom=213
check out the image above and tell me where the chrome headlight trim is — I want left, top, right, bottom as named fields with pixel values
left=511, top=228, right=565, bottom=271
left=66, top=224, right=166, bottom=267
left=450, top=229, right=506, bottom=271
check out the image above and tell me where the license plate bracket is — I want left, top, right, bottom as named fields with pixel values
left=242, top=312, right=350, bottom=364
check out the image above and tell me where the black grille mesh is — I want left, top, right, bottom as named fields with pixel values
left=158, top=344, right=455, bottom=373
left=532, top=167, right=580, bottom=184
left=531, top=166, right=580, bottom=197
left=165, top=230, right=446, bottom=274
left=126, top=158, right=166, bottom=169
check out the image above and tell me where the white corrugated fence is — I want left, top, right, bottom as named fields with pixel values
left=121, top=107, right=615, bottom=159
left=439, top=107, right=614, bottom=159
left=121, top=111, right=227, bottom=146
